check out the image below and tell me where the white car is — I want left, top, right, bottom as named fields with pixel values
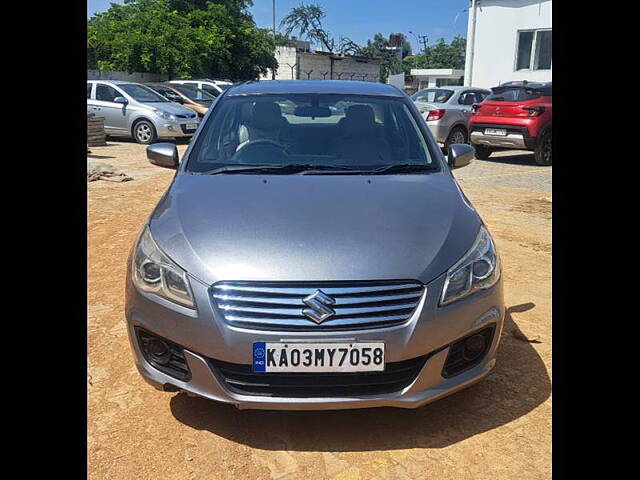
left=169, top=79, right=233, bottom=97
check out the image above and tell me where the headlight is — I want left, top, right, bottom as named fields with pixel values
left=132, top=227, right=195, bottom=308
left=154, top=110, right=177, bottom=122
left=440, top=225, right=500, bottom=306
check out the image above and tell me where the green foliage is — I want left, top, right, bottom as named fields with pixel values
left=280, top=3, right=335, bottom=52
left=274, top=33, right=298, bottom=47
left=88, top=0, right=276, bottom=80
left=402, top=36, right=466, bottom=75
left=355, top=33, right=411, bottom=83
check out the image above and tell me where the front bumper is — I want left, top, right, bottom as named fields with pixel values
left=125, top=270, right=504, bottom=410
left=156, top=120, right=200, bottom=138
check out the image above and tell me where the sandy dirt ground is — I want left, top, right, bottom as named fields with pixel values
left=88, top=141, right=551, bottom=479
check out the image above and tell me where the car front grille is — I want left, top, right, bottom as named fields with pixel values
left=208, top=355, right=429, bottom=397
left=210, top=281, right=425, bottom=331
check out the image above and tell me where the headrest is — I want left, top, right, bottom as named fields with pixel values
left=343, top=104, right=376, bottom=136
left=251, top=102, right=283, bottom=130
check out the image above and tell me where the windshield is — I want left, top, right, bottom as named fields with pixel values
left=186, top=94, right=436, bottom=173
left=171, top=84, right=216, bottom=102
left=485, top=88, right=543, bottom=102
left=411, top=89, right=454, bottom=104
left=217, top=84, right=232, bottom=91
left=117, top=83, right=169, bottom=102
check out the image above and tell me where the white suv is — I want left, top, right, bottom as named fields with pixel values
left=169, top=79, right=233, bottom=97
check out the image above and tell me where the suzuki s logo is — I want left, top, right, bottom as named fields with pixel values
left=302, top=290, right=336, bottom=324
left=495, top=107, right=502, bottom=116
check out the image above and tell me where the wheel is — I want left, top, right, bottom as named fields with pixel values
left=133, top=120, right=158, bottom=145
left=534, top=130, right=552, bottom=166
left=474, top=144, right=492, bottom=160
left=444, top=126, right=468, bottom=150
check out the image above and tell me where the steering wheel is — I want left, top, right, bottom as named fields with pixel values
left=231, top=139, right=288, bottom=164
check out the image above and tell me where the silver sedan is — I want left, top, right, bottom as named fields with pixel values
left=411, top=86, right=490, bottom=148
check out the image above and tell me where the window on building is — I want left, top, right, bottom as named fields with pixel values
left=515, top=30, right=552, bottom=71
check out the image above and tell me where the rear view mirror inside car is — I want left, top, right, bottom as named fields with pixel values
left=294, top=106, right=332, bottom=118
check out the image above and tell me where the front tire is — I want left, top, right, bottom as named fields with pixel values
left=445, top=126, right=468, bottom=150
left=474, top=144, right=493, bottom=160
left=534, top=130, right=552, bottom=166
left=133, top=120, right=157, bottom=145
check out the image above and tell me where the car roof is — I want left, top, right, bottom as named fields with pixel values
left=88, top=80, right=137, bottom=85
left=226, top=80, right=405, bottom=97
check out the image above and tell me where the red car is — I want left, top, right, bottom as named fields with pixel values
left=469, top=81, right=552, bottom=165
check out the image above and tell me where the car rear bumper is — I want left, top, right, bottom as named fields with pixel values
left=470, top=131, right=527, bottom=149
left=125, top=268, right=505, bottom=410
left=426, top=121, right=448, bottom=144
left=469, top=123, right=537, bottom=150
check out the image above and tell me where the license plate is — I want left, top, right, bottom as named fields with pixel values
left=253, top=342, right=385, bottom=373
left=485, top=128, right=507, bottom=136
left=186, top=123, right=198, bottom=130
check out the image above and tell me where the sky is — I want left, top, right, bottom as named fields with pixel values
left=87, top=0, right=470, bottom=53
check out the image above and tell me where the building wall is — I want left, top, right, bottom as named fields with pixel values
left=469, top=0, right=552, bottom=87
left=260, top=46, right=299, bottom=80
left=261, top=47, right=380, bottom=82
left=298, top=53, right=380, bottom=81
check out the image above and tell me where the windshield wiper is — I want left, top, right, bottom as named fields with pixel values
left=367, top=164, right=438, bottom=174
left=198, top=164, right=358, bottom=175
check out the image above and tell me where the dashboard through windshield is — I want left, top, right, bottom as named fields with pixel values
left=186, top=94, right=437, bottom=174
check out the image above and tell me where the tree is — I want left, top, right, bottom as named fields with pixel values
left=87, top=0, right=276, bottom=80
left=355, top=33, right=411, bottom=83
left=280, top=3, right=336, bottom=53
left=402, top=36, right=467, bottom=75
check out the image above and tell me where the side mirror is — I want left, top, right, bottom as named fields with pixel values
left=447, top=143, right=474, bottom=169
left=147, top=143, right=179, bottom=169
left=173, top=96, right=185, bottom=104
left=114, top=96, right=128, bottom=105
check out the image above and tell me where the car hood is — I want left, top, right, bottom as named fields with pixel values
left=144, top=102, right=197, bottom=116
left=149, top=173, right=481, bottom=285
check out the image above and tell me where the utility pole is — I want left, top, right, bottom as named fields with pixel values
left=409, top=31, right=428, bottom=54
left=272, top=0, right=276, bottom=80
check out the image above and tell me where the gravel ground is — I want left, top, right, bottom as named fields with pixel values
left=88, top=141, right=551, bottom=479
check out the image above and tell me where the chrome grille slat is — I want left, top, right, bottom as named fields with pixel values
left=225, top=313, right=411, bottom=325
left=219, top=302, right=419, bottom=317
left=212, top=291, right=422, bottom=306
left=213, top=283, right=422, bottom=296
left=212, top=281, right=425, bottom=331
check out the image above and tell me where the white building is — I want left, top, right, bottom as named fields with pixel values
left=464, top=0, right=552, bottom=88
left=409, top=68, right=465, bottom=90
left=261, top=46, right=381, bottom=82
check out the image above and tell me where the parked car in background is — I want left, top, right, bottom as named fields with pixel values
left=169, top=78, right=233, bottom=97
left=146, top=83, right=217, bottom=117
left=411, top=86, right=491, bottom=149
left=469, top=81, right=552, bottom=165
left=126, top=80, right=504, bottom=411
left=87, top=80, right=200, bottom=144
